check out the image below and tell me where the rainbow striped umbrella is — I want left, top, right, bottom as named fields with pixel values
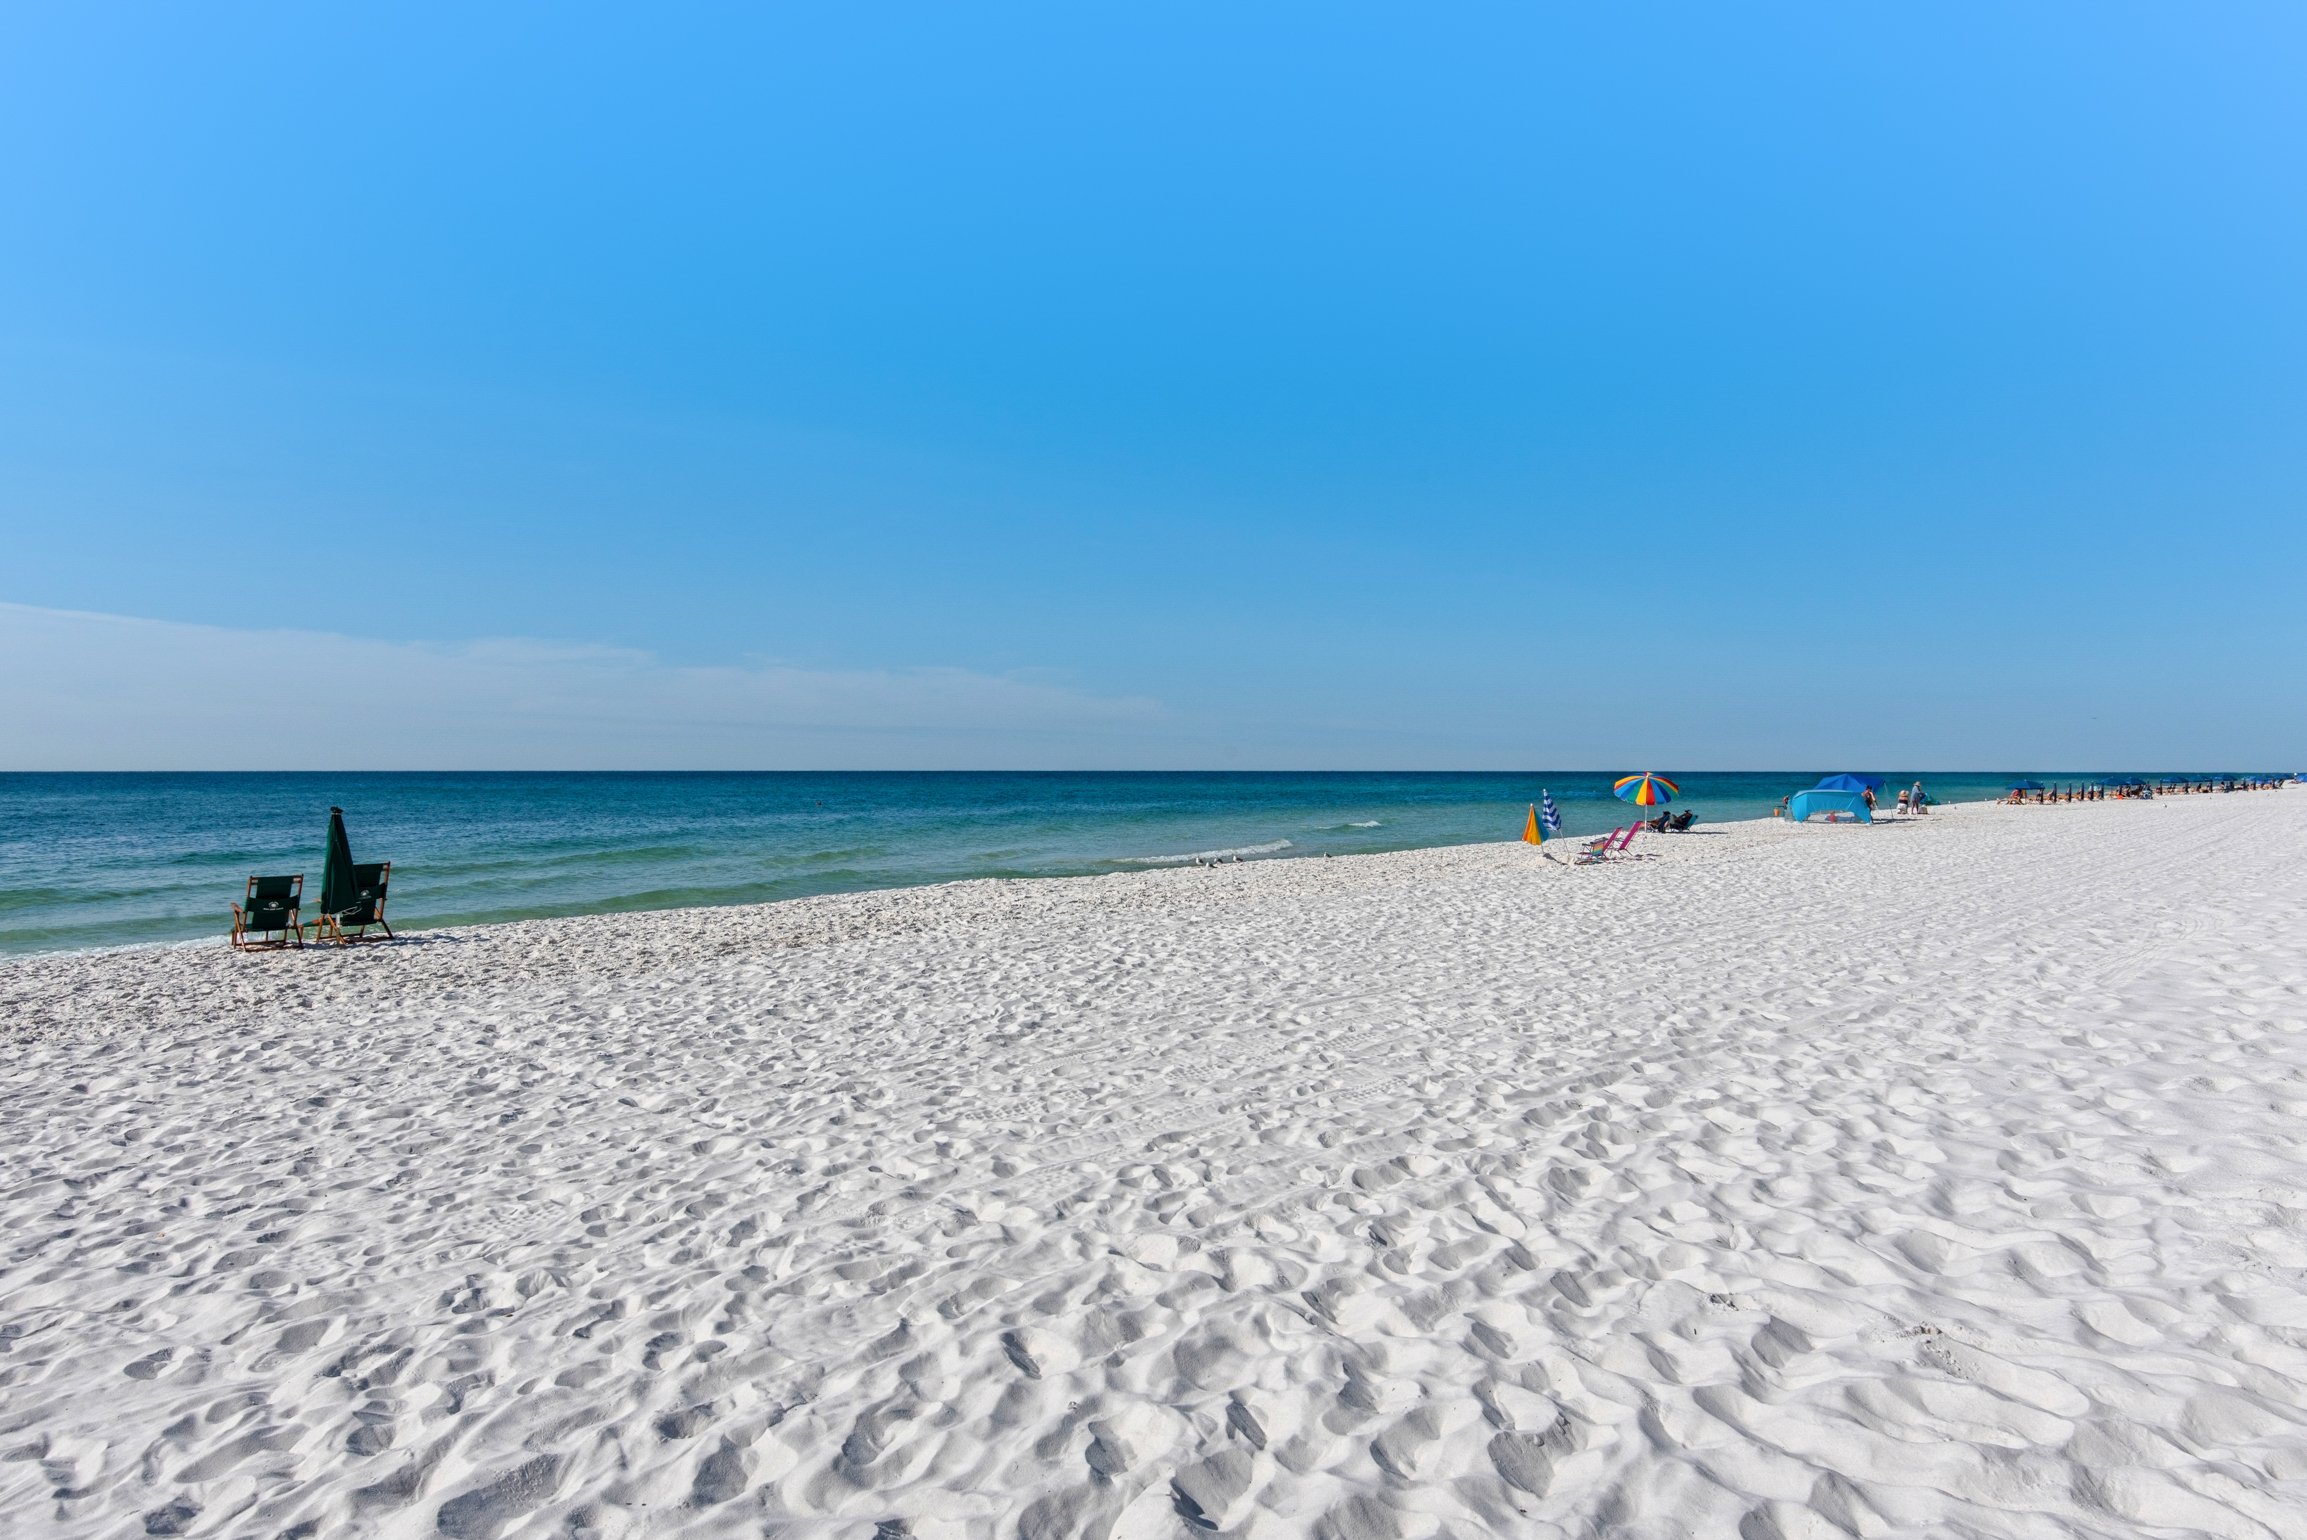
left=1613, top=772, right=1679, bottom=807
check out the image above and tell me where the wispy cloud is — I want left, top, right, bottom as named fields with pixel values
left=0, top=603, right=1166, bottom=769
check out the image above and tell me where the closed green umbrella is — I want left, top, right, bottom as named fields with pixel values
left=320, top=807, right=359, bottom=919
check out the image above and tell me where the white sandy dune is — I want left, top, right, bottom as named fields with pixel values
left=5, top=794, right=2307, bottom=1540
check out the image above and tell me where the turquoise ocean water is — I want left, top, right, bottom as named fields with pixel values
left=0, top=770, right=2259, bottom=956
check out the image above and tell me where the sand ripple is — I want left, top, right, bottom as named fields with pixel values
left=5, top=797, right=2307, bottom=1537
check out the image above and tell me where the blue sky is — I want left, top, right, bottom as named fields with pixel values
left=3, top=4, right=2303, bottom=768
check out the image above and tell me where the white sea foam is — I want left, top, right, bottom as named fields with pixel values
left=1115, top=838, right=1292, bottom=864
left=6, top=792, right=2306, bottom=1538
left=1346, top=819, right=1382, bottom=827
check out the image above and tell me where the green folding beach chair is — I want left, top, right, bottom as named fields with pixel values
left=316, top=862, right=393, bottom=944
left=230, top=874, right=305, bottom=950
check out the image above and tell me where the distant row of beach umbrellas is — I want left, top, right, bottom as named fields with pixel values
left=1598, top=770, right=2300, bottom=824
left=2008, top=776, right=2286, bottom=790
left=1543, top=770, right=2297, bottom=845
left=1612, top=773, right=2289, bottom=802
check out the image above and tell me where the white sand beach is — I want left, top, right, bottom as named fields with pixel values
left=5, top=792, right=2307, bottom=1540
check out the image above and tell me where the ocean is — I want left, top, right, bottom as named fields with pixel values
left=0, top=770, right=2234, bottom=955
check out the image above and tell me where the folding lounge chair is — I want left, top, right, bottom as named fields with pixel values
left=231, top=874, right=305, bottom=950
left=1574, top=828, right=1624, bottom=866
left=316, top=862, right=393, bottom=944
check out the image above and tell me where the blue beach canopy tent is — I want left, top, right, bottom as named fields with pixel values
left=1813, top=774, right=1884, bottom=794
left=2007, top=780, right=2046, bottom=792
left=1787, top=789, right=1872, bottom=823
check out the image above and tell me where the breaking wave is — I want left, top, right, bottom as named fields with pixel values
left=1116, top=839, right=1293, bottom=865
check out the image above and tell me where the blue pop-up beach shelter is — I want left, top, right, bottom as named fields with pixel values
left=1787, top=789, right=1872, bottom=823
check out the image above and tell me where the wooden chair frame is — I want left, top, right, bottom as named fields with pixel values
left=315, top=861, right=394, bottom=945
left=230, top=874, right=305, bottom=950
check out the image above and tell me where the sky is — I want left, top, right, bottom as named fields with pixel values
left=3, top=3, right=2303, bottom=770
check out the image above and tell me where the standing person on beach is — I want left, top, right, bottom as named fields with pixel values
left=1911, top=781, right=1927, bottom=814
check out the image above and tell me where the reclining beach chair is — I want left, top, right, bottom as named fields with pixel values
left=1575, top=826, right=1638, bottom=865
left=316, top=862, right=393, bottom=944
left=231, top=874, right=305, bottom=950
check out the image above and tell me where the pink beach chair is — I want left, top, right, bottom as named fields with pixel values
left=1574, top=825, right=1638, bottom=865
